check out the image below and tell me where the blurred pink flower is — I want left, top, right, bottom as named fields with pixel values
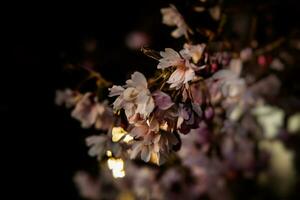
left=161, top=4, right=192, bottom=38
left=240, top=48, right=253, bottom=62
left=71, top=93, right=114, bottom=129
left=86, top=135, right=107, bottom=160
left=126, top=31, right=150, bottom=50
left=73, top=171, right=101, bottom=200
left=182, top=43, right=206, bottom=63
left=211, top=59, right=245, bottom=100
left=55, top=88, right=81, bottom=108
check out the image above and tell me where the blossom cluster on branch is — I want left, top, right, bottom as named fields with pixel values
left=55, top=2, right=300, bottom=200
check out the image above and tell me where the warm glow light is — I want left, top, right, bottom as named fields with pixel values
left=107, top=157, right=126, bottom=178
left=160, top=122, right=169, bottom=131
left=123, top=135, right=133, bottom=143
left=106, top=150, right=112, bottom=157
left=112, top=127, right=133, bottom=143
left=112, top=127, right=127, bottom=142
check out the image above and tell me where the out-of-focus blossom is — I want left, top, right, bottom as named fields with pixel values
left=71, top=93, right=98, bottom=128
left=240, top=48, right=253, bottom=62
left=126, top=31, right=150, bottom=50
left=126, top=165, right=158, bottom=199
left=73, top=171, right=101, bottom=200
left=211, top=59, right=245, bottom=100
left=249, top=74, right=281, bottom=98
left=158, top=48, right=199, bottom=89
left=182, top=43, right=206, bottom=63
left=270, top=58, right=284, bottom=71
left=109, top=72, right=155, bottom=123
left=95, top=101, right=114, bottom=130
left=159, top=167, right=190, bottom=199
left=161, top=4, right=192, bottom=38
left=252, top=105, right=284, bottom=139
left=259, top=140, right=296, bottom=195
left=71, top=93, right=114, bottom=129
left=209, top=6, right=221, bottom=21
left=86, top=135, right=108, bottom=160
left=287, top=113, right=300, bottom=134
left=227, top=102, right=244, bottom=121
left=55, top=89, right=82, bottom=108
left=178, top=133, right=230, bottom=200
left=258, top=55, right=267, bottom=67
left=221, top=134, right=255, bottom=173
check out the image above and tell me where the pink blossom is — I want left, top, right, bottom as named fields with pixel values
left=160, top=4, right=192, bottom=38
left=73, top=171, right=101, bottom=200
left=86, top=135, right=107, bottom=160
left=71, top=93, right=114, bottom=129
left=240, top=48, right=253, bottom=62
left=158, top=48, right=199, bottom=89
left=211, top=59, right=246, bottom=100
left=182, top=43, right=206, bottom=63
left=55, top=88, right=81, bottom=108
left=109, top=72, right=155, bottom=124
left=129, top=120, right=178, bottom=165
left=153, top=90, right=174, bottom=110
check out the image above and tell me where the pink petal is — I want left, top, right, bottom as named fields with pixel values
left=153, top=90, right=174, bottom=110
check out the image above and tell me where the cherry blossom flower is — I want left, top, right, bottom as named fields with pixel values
left=161, top=4, right=192, bottom=38
left=152, top=90, right=174, bottom=110
left=270, top=58, right=284, bottom=71
left=211, top=58, right=245, bottom=100
left=126, top=165, right=158, bottom=199
left=182, top=43, right=206, bottom=63
left=179, top=132, right=230, bottom=200
left=240, top=48, right=253, bottom=62
left=55, top=88, right=82, bottom=108
left=221, top=134, right=255, bottom=172
left=109, top=72, right=155, bottom=124
left=86, top=135, right=108, bottom=160
left=71, top=93, right=114, bottom=129
left=73, top=171, right=101, bottom=200
left=158, top=48, right=199, bottom=89
left=94, top=101, right=114, bottom=130
left=129, top=120, right=178, bottom=165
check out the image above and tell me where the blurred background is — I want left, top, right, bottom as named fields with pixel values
left=7, top=0, right=300, bottom=199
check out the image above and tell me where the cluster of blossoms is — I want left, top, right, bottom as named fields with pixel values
left=56, top=89, right=114, bottom=130
left=56, top=2, right=300, bottom=200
